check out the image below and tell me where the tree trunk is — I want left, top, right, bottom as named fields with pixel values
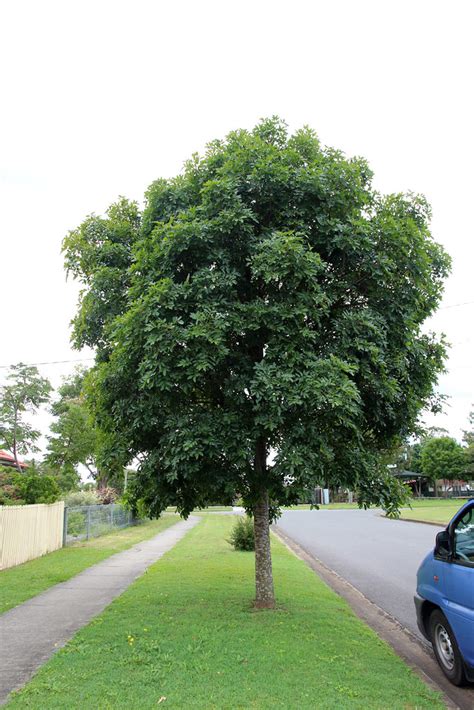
left=13, top=410, right=22, bottom=473
left=253, top=489, right=275, bottom=609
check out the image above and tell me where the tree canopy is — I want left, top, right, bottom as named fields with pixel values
left=64, top=118, right=450, bottom=607
left=45, top=368, right=95, bottom=490
left=46, top=367, right=124, bottom=491
left=420, top=436, right=466, bottom=487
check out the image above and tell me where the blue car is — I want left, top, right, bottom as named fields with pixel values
left=415, top=499, right=474, bottom=685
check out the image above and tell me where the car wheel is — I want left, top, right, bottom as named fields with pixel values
left=429, top=609, right=465, bottom=686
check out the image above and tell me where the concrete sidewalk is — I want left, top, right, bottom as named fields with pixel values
left=0, top=516, right=199, bottom=705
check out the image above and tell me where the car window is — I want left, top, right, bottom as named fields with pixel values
left=453, top=507, right=474, bottom=565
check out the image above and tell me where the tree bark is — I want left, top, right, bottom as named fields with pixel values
left=253, top=488, right=275, bottom=609
left=13, top=408, right=22, bottom=473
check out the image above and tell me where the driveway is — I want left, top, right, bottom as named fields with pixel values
left=276, top=508, right=442, bottom=638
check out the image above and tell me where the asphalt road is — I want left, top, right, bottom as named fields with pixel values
left=276, top=508, right=443, bottom=638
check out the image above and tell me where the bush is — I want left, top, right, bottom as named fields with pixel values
left=228, top=516, right=255, bottom=551
left=0, top=466, right=25, bottom=505
left=0, top=466, right=60, bottom=505
left=64, top=489, right=100, bottom=507
left=22, top=474, right=60, bottom=504
left=96, top=486, right=119, bottom=504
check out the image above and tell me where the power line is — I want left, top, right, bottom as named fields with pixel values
left=0, top=300, right=472, bottom=370
left=0, top=357, right=95, bottom=370
left=439, top=300, right=474, bottom=310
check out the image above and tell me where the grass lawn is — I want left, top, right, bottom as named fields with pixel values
left=0, top=514, right=178, bottom=614
left=400, top=499, right=470, bottom=525
left=284, top=498, right=472, bottom=522
left=409, top=498, right=472, bottom=508
left=8, top=516, right=443, bottom=709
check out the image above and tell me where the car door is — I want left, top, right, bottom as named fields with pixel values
left=444, top=501, right=474, bottom=668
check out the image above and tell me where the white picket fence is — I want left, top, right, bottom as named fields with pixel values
left=0, top=501, right=64, bottom=570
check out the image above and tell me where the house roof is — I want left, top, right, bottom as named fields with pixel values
left=393, top=470, right=425, bottom=479
left=0, top=450, right=28, bottom=469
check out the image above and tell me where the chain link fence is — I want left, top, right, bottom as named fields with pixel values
left=63, top=504, right=136, bottom=545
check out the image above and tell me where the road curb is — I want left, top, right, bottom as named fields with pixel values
left=397, top=516, right=446, bottom=527
left=272, top=524, right=473, bottom=710
left=379, top=513, right=444, bottom=527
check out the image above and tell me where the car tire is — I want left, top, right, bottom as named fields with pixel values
left=429, top=609, right=465, bottom=686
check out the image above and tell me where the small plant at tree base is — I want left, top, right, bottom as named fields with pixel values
left=228, top=516, right=255, bottom=551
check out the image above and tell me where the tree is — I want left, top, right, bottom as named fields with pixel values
left=46, top=368, right=127, bottom=491
left=424, top=425, right=449, bottom=438
left=420, top=436, right=466, bottom=495
left=64, top=118, right=450, bottom=608
left=45, top=368, right=97, bottom=489
left=0, top=363, right=52, bottom=470
left=462, top=407, right=474, bottom=477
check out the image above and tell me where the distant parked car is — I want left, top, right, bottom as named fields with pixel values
left=415, top=499, right=474, bottom=685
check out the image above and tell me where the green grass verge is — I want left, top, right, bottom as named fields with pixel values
left=280, top=497, right=469, bottom=525
left=400, top=502, right=468, bottom=525
left=8, top=516, right=443, bottom=709
left=409, top=498, right=471, bottom=507
left=0, top=515, right=178, bottom=614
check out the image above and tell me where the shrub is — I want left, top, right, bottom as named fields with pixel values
left=0, top=467, right=60, bottom=505
left=228, top=516, right=255, bottom=551
left=0, top=466, right=25, bottom=505
left=96, top=486, right=119, bottom=504
left=22, top=474, right=60, bottom=504
left=64, top=489, right=100, bottom=507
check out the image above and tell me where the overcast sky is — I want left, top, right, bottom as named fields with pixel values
left=1, top=0, right=473, bottom=452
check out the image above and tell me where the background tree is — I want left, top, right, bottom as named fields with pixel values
left=63, top=197, right=140, bottom=355
left=420, top=436, right=466, bottom=496
left=462, top=407, right=474, bottom=478
left=424, top=425, right=449, bottom=439
left=0, top=364, right=52, bottom=470
left=386, top=439, right=422, bottom=474
left=45, top=368, right=124, bottom=491
left=64, top=118, right=450, bottom=608
left=45, top=368, right=96, bottom=489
